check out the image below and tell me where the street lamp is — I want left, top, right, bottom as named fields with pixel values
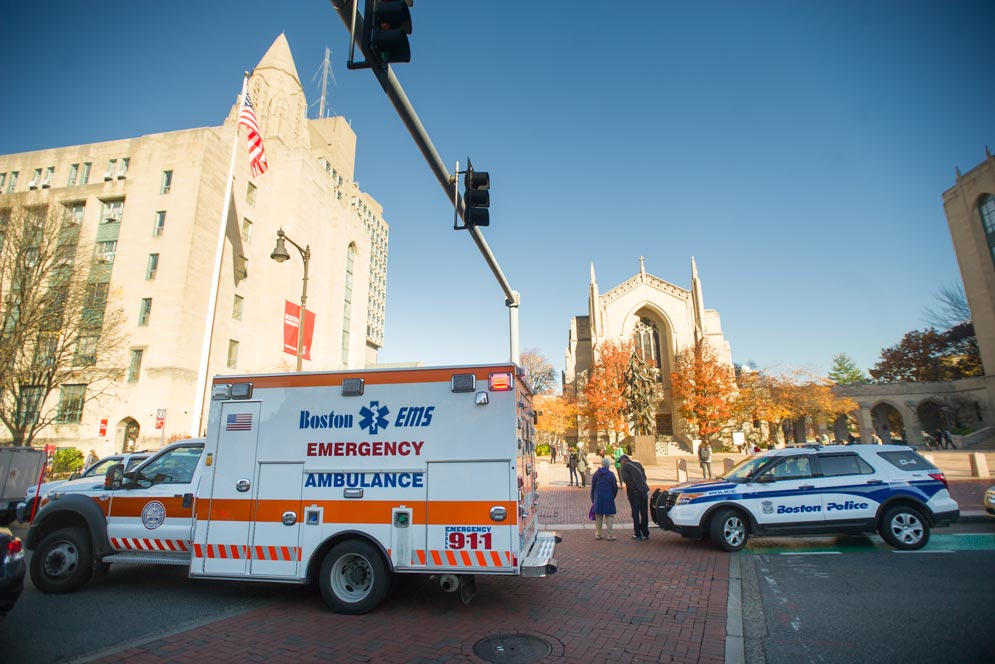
left=270, top=228, right=311, bottom=372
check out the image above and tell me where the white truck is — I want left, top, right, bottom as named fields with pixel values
left=0, top=447, right=46, bottom=525
left=26, top=363, right=558, bottom=613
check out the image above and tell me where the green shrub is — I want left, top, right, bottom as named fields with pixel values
left=50, top=448, right=84, bottom=475
left=535, top=443, right=550, bottom=457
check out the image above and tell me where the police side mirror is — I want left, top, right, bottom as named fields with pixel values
left=104, top=463, right=124, bottom=490
left=69, top=471, right=80, bottom=480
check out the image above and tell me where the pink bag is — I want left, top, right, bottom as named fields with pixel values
left=588, top=505, right=595, bottom=521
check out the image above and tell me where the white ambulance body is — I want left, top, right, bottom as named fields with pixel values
left=27, top=363, right=558, bottom=614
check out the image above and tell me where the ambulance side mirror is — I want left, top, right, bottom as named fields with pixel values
left=104, top=463, right=124, bottom=490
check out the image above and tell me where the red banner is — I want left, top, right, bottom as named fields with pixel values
left=283, top=300, right=315, bottom=360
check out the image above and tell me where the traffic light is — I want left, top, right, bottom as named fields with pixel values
left=368, top=0, right=412, bottom=65
left=463, top=160, right=490, bottom=227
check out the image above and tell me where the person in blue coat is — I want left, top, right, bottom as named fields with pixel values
left=591, top=457, right=619, bottom=540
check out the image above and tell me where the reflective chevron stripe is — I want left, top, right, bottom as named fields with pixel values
left=192, top=543, right=301, bottom=561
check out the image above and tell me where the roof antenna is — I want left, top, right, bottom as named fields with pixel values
left=311, top=46, right=337, bottom=118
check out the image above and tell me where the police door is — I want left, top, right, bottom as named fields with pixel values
left=202, top=401, right=260, bottom=575
left=750, top=455, right=826, bottom=529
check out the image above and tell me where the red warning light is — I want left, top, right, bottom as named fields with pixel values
left=489, top=372, right=513, bottom=391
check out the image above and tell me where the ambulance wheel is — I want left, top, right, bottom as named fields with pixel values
left=879, top=505, right=930, bottom=550
left=710, top=508, right=748, bottom=552
left=319, top=540, right=391, bottom=614
left=30, top=527, right=93, bottom=594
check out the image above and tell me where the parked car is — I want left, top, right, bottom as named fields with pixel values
left=651, top=444, right=959, bottom=551
left=0, top=526, right=26, bottom=623
left=985, top=486, right=995, bottom=517
left=16, top=451, right=152, bottom=523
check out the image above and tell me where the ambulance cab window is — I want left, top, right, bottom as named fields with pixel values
left=136, top=443, right=203, bottom=486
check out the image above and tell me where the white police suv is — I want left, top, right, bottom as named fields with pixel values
left=650, top=444, right=959, bottom=551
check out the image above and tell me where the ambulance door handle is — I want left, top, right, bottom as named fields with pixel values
left=490, top=506, right=507, bottom=522
left=282, top=511, right=297, bottom=526
left=236, top=479, right=251, bottom=492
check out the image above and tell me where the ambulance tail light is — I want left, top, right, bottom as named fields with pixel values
left=489, top=372, right=514, bottom=391
left=928, top=472, right=949, bottom=490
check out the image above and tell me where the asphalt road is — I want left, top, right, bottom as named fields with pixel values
left=740, top=525, right=995, bottom=664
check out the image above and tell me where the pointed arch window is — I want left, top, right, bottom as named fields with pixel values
left=980, top=194, right=995, bottom=269
left=633, top=317, right=662, bottom=368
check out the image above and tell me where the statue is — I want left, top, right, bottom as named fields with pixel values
left=625, top=349, right=659, bottom=436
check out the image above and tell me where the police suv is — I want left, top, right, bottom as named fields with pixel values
left=650, top=444, right=959, bottom=551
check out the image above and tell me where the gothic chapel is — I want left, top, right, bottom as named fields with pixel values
left=563, top=258, right=733, bottom=446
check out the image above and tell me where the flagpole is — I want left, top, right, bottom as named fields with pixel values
left=190, top=73, right=249, bottom=437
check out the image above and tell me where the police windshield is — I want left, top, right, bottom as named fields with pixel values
left=721, top=455, right=775, bottom=483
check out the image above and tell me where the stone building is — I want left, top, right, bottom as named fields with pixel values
left=0, top=35, right=389, bottom=453
left=563, top=257, right=733, bottom=447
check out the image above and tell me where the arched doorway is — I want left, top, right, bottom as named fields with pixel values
left=916, top=400, right=946, bottom=438
left=871, top=402, right=905, bottom=443
left=116, top=417, right=140, bottom=452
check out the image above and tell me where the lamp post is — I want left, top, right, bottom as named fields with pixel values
left=270, top=228, right=311, bottom=372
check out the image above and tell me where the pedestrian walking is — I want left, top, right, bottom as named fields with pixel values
left=577, top=452, right=588, bottom=487
left=942, top=429, right=956, bottom=449
left=871, top=432, right=882, bottom=445
left=567, top=448, right=579, bottom=486
left=84, top=449, right=99, bottom=469
left=591, top=457, right=618, bottom=540
left=550, top=444, right=558, bottom=464
left=619, top=455, right=650, bottom=540
left=698, top=440, right=713, bottom=479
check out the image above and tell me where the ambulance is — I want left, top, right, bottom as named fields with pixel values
left=26, top=363, right=559, bottom=614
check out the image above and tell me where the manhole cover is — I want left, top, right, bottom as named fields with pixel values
left=473, top=634, right=551, bottom=663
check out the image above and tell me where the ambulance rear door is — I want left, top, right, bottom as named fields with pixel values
left=200, top=401, right=261, bottom=575
left=426, top=461, right=516, bottom=572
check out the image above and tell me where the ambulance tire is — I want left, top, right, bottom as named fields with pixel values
left=319, top=539, right=391, bottom=614
left=30, top=527, right=93, bottom=594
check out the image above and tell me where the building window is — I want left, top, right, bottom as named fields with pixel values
left=153, top=210, right=166, bottom=236
left=138, top=298, right=152, bottom=326
left=64, top=202, right=85, bottom=226
left=42, top=166, right=54, bottom=188
left=633, top=317, right=662, bottom=368
left=146, top=253, right=159, bottom=280
left=128, top=349, right=144, bottom=382
left=232, top=294, right=244, bottom=320
left=104, top=159, right=117, bottom=180
left=118, top=157, right=129, bottom=179
left=95, top=240, right=117, bottom=264
left=241, top=218, right=253, bottom=243
left=16, top=385, right=44, bottom=426
left=76, top=335, right=98, bottom=366
left=980, top=194, right=995, bottom=269
left=81, top=162, right=91, bottom=185
left=101, top=199, right=124, bottom=224
left=0, top=173, right=6, bottom=191
left=341, top=244, right=356, bottom=365
left=6, top=171, right=17, bottom=193
left=246, top=182, right=257, bottom=206
left=227, top=340, right=239, bottom=369
left=68, top=164, right=79, bottom=186
left=161, top=170, right=172, bottom=194
left=56, top=384, right=86, bottom=424
left=29, top=168, right=41, bottom=189
left=85, top=282, right=109, bottom=308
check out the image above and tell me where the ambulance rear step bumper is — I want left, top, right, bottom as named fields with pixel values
left=101, top=552, right=191, bottom=566
left=520, top=530, right=560, bottom=577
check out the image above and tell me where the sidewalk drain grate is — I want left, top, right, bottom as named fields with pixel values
left=473, top=634, right=551, bottom=663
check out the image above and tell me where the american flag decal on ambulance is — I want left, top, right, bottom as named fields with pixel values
left=226, top=413, right=253, bottom=431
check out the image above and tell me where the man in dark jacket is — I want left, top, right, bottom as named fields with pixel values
left=619, top=455, right=650, bottom=540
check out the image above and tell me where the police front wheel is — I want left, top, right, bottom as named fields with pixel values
left=879, top=505, right=930, bottom=550
left=710, top=509, right=749, bottom=552
left=319, top=539, right=392, bottom=614
left=30, top=527, right=93, bottom=593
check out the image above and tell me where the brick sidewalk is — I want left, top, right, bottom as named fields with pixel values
left=92, top=511, right=730, bottom=664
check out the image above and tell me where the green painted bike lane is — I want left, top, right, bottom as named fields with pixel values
left=743, top=531, right=995, bottom=554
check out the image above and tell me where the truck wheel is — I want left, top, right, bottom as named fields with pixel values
left=319, top=540, right=391, bottom=614
left=879, top=505, right=930, bottom=550
left=710, top=509, right=748, bottom=552
left=30, top=527, right=93, bottom=593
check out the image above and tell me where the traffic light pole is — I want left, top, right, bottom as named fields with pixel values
left=329, top=0, right=521, bottom=364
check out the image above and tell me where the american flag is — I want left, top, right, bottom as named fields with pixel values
left=237, top=91, right=269, bottom=177
left=226, top=413, right=253, bottom=431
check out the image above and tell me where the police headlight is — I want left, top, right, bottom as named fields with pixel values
left=677, top=493, right=705, bottom=505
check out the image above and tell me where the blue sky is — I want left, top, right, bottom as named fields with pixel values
left=2, top=1, right=993, bottom=382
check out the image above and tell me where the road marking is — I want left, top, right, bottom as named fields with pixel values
left=893, top=550, right=955, bottom=554
left=779, top=551, right=840, bottom=555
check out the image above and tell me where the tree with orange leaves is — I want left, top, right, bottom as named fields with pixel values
left=670, top=339, right=735, bottom=443
left=580, top=340, right=632, bottom=445
left=535, top=394, right=578, bottom=451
